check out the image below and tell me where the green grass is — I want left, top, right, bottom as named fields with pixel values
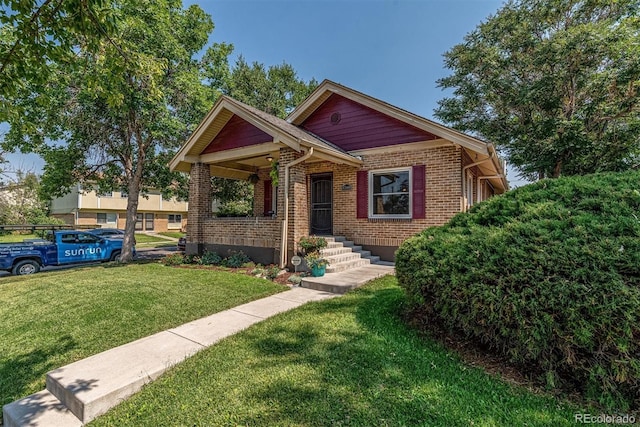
left=0, top=263, right=285, bottom=417
left=92, top=277, right=586, bottom=426
left=133, top=233, right=177, bottom=248
left=157, top=231, right=184, bottom=239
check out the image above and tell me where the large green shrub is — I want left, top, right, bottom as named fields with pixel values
left=396, top=171, right=640, bottom=410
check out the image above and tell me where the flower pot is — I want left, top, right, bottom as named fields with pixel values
left=311, top=265, right=326, bottom=277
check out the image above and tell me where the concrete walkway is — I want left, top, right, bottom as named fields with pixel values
left=3, top=266, right=394, bottom=427
left=301, top=264, right=395, bottom=294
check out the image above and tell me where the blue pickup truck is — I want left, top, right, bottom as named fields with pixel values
left=0, top=230, right=129, bottom=275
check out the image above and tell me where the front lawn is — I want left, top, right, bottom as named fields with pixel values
left=158, top=231, right=184, bottom=239
left=131, top=233, right=175, bottom=247
left=92, top=276, right=584, bottom=426
left=0, top=263, right=285, bottom=417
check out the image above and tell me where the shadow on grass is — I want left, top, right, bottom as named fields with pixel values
left=0, top=335, right=77, bottom=420
left=237, top=282, right=573, bottom=426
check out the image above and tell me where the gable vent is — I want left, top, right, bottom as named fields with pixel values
left=330, top=112, right=341, bottom=125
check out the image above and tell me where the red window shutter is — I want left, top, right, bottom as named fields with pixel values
left=263, top=179, right=272, bottom=215
left=412, top=165, right=426, bottom=219
left=356, top=170, right=368, bottom=218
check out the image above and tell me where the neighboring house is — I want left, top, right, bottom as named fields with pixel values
left=50, top=186, right=188, bottom=232
left=170, top=80, right=508, bottom=266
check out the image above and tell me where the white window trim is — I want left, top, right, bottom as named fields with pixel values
left=466, top=172, right=474, bottom=209
left=368, top=167, right=412, bottom=219
left=168, top=214, right=182, bottom=229
left=97, top=212, right=117, bottom=225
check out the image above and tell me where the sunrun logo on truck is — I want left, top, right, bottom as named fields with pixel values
left=64, top=247, right=103, bottom=257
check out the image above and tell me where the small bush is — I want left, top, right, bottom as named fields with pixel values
left=298, top=236, right=328, bottom=255
left=396, top=171, right=640, bottom=411
left=161, top=253, right=184, bottom=266
left=215, top=200, right=252, bottom=217
left=251, top=267, right=265, bottom=277
left=223, top=251, right=251, bottom=268
left=182, top=254, right=200, bottom=264
left=287, top=274, right=302, bottom=285
left=265, top=265, right=281, bottom=281
left=199, top=251, right=222, bottom=266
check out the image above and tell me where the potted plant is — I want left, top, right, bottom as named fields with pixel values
left=247, top=173, right=260, bottom=184
left=305, top=252, right=330, bottom=277
left=298, top=235, right=328, bottom=255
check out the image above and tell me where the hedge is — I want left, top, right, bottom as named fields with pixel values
left=396, top=171, right=640, bottom=410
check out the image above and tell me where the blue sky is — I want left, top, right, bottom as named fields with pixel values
left=9, top=0, right=527, bottom=185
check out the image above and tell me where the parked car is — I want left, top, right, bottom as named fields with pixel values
left=177, top=236, right=186, bottom=252
left=87, top=228, right=136, bottom=244
left=87, top=228, right=124, bottom=237
left=0, top=230, right=132, bottom=275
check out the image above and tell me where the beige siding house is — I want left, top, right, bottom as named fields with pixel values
left=170, top=80, right=508, bottom=266
left=50, top=185, right=188, bottom=232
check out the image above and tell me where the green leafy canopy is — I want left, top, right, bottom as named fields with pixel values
left=2, top=0, right=229, bottom=260
left=435, top=0, right=640, bottom=179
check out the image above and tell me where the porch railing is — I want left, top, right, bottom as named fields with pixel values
left=201, top=216, right=280, bottom=248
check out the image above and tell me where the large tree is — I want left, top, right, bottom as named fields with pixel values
left=0, top=0, right=116, bottom=108
left=0, top=170, right=50, bottom=224
left=223, top=56, right=318, bottom=119
left=435, top=0, right=640, bottom=179
left=204, top=56, right=318, bottom=211
left=2, top=0, right=231, bottom=261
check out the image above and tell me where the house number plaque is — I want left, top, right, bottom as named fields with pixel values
left=291, top=255, right=302, bottom=272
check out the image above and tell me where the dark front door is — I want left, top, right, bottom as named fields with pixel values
left=310, top=174, right=333, bottom=235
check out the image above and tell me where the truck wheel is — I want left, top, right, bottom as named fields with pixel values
left=13, top=260, right=40, bottom=275
left=110, top=251, right=121, bottom=262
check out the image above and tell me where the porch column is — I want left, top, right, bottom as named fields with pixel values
left=187, top=162, right=211, bottom=255
left=278, top=148, right=309, bottom=264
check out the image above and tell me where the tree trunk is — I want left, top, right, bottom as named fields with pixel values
left=121, top=176, right=142, bottom=262
left=552, top=160, right=563, bottom=178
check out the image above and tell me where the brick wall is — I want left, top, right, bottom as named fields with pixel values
left=52, top=213, right=75, bottom=225
left=252, top=168, right=273, bottom=217
left=190, top=145, right=469, bottom=262
left=200, top=217, right=280, bottom=248
left=305, top=145, right=462, bottom=249
left=186, top=163, right=211, bottom=253
left=188, top=161, right=280, bottom=262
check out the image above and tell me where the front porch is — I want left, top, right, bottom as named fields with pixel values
left=184, top=142, right=356, bottom=268
left=186, top=216, right=281, bottom=265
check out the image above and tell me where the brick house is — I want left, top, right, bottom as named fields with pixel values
left=170, top=80, right=508, bottom=266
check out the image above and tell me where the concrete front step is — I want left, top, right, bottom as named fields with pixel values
left=311, top=236, right=384, bottom=276
left=46, top=330, right=206, bottom=423
left=320, top=246, right=354, bottom=256
left=326, top=242, right=345, bottom=249
left=301, top=264, right=395, bottom=294
left=326, top=258, right=371, bottom=273
left=3, top=390, right=82, bottom=427
left=325, top=252, right=363, bottom=264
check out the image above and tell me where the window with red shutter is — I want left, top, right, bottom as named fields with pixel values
left=263, top=179, right=273, bottom=216
left=412, top=164, right=425, bottom=219
left=356, top=170, right=368, bottom=218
